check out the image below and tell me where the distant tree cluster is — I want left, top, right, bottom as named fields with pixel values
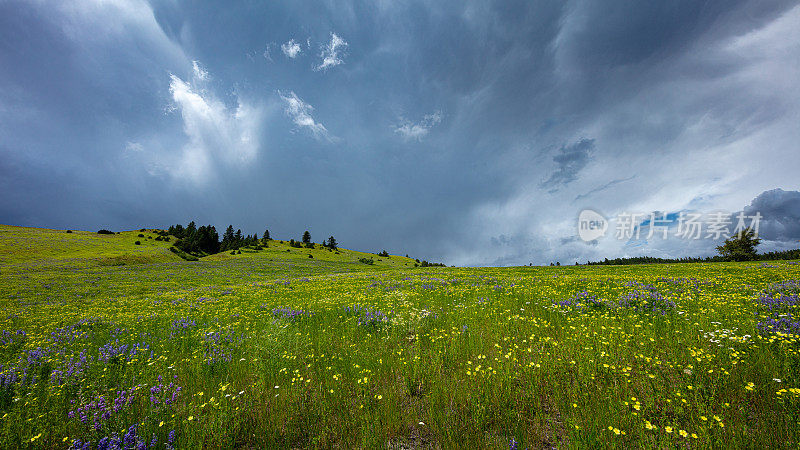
left=220, top=225, right=263, bottom=252
left=580, top=229, right=799, bottom=266
left=419, top=261, right=446, bottom=267
left=412, top=257, right=445, bottom=267
left=286, top=231, right=339, bottom=251
left=159, top=223, right=345, bottom=260
left=167, top=221, right=220, bottom=256
left=581, top=256, right=700, bottom=266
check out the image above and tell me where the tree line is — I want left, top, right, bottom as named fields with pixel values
left=162, top=222, right=339, bottom=258
left=579, top=229, right=799, bottom=266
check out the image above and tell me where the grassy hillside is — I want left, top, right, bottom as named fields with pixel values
left=205, top=238, right=418, bottom=269
left=1, top=225, right=799, bottom=448
left=0, top=224, right=416, bottom=271
left=0, top=225, right=179, bottom=271
left=0, top=224, right=417, bottom=304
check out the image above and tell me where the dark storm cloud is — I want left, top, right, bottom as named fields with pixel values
left=1, top=0, right=799, bottom=265
left=740, top=189, right=800, bottom=241
left=556, top=0, right=779, bottom=69
left=540, top=139, right=595, bottom=191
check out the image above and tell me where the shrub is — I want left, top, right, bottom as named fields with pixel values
left=134, top=241, right=141, bottom=245
left=308, top=254, right=313, bottom=258
left=359, top=257, right=374, bottom=265
left=138, top=234, right=145, bottom=237
left=66, top=230, right=72, bottom=233
left=97, top=229, right=114, bottom=234
left=378, top=250, right=389, bottom=257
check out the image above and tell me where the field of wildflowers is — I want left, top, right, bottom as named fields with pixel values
left=1, top=225, right=799, bottom=448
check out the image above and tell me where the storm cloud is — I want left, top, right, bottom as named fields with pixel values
left=541, top=139, right=595, bottom=192
left=740, top=189, right=800, bottom=242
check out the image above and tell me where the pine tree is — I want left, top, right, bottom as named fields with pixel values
left=262, top=229, right=270, bottom=242
left=221, top=225, right=235, bottom=251
left=326, top=236, right=338, bottom=249
left=302, top=230, right=311, bottom=244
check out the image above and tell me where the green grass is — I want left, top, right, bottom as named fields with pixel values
left=0, top=226, right=179, bottom=270
left=1, top=225, right=799, bottom=448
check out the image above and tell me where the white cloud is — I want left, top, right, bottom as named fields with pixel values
left=279, top=91, right=331, bottom=140
left=394, top=111, right=442, bottom=141
left=167, top=63, right=262, bottom=184
left=191, top=60, right=208, bottom=80
left=281, top=39, right=302, bottom=58
left=260, top=42, right=277, bottom=62
left=124, top=141, right=143, bottom=153
left=314, top=32, right=348, bottom=71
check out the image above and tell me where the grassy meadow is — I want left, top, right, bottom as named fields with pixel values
left=1, top=224, right=799, bottom=448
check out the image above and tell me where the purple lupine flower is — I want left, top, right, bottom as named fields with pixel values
left=271, top=308, right=312, bottom=322
left=757, top=313, right=800, bottom=337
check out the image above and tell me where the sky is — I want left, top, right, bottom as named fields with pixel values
left=1, top=0, right=799, bottom=266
